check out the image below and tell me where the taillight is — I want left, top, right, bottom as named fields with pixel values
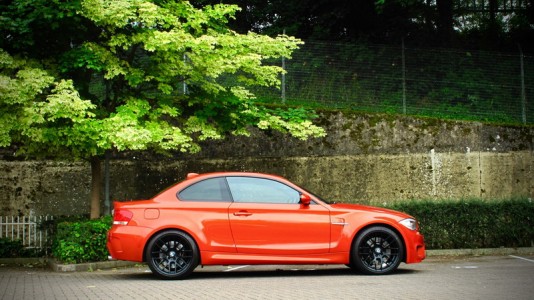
left=113, top=209, right=133, bottom=225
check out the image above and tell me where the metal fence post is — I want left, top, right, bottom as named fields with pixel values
left=104, top=150, right=111, bottom=216
left=402, top=38, right=407, bottom=114
left=282, top=55, right=286, bottom=103
left=281, top=30, right=286, bottom=103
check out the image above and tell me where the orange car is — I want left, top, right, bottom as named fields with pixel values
left=107, top=172, right=425, bottom=279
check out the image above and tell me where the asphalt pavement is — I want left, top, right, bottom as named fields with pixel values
left=1, top=254, right=534, bottom=300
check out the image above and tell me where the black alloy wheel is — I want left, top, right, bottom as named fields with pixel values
left=352, top=226, right=404, bottom=275
left=145, top=230, right=199, bottom=279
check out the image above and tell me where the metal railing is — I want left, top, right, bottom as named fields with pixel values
left=0, top=215, right=53, bottom=250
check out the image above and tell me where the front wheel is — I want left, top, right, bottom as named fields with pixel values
left=145, top=230, right=199, bottom=279
left=351, top=226, right=404, bottom=275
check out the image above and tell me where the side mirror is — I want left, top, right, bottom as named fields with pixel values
left=300, top=194, right=311, bottom=206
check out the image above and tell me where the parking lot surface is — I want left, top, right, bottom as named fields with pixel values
left=1, top=255, right=533, bottom=300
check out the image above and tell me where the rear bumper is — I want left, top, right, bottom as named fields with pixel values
left=107, top=225, right=151, bottom=262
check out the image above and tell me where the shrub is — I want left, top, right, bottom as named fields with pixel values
left=386, top=199, right=534, bottom=249
left=0, top=215, right=88, bottom=258
left=0, top=238, right=40, bottom=258
left=52, top=216, right=112, bottom=264
left=38, top=215, right=90, bottom=253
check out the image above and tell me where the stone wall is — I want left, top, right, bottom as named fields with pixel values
left=1, top=112, right=533, bottom=216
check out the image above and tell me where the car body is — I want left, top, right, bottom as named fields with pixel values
left=107, top=172, right=425, bottom=279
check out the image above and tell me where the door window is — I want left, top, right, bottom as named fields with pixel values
left=226, top=177, right=300, bottom=204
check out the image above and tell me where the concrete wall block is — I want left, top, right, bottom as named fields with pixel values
left=1, top=112, right=532, bottom=216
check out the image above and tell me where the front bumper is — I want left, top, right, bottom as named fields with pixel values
left=406, top=231, right=426, bottom=263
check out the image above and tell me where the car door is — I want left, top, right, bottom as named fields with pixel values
left=177, top=177, right=235, bottom=252
left=227, top=176, right=331, bottom=255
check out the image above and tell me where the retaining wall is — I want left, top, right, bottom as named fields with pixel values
left=1, top=112, right=532, bottom=216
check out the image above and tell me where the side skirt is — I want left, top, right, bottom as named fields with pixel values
left=200, top=252, right=350, bottom=265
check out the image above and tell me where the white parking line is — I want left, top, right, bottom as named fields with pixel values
left=509, top=255, right=534, bottom=263
left=223, top=265, right=250, bottom=272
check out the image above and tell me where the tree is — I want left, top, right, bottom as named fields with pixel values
left=198, top=0, right=534, bottom=51
left=0, top=0, right=325, bottom=218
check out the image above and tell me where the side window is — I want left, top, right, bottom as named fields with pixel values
left=178, top=178, right=231, bottom=202
left=226, top=177, right=300, bottom=204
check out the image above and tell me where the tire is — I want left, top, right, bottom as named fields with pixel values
left=145, top=230, right=199, bottom=280
left=351, top=226, right=404, bottom=275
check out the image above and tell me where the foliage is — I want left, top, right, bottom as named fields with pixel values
left=0, top=0, right=325, bottom=160
left=0, top=50, right=97, bottom=157
left=0, top=0, right=325, bottom=218
left=386, top=199, right=534, bottom=249
left=52, top=216, right=112, bottom=264
left=0, top=238, right=40, bottom=258
left=198, top=0, right=534, bottom=52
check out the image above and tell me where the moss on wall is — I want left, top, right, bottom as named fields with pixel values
left=1, top=112, right=533, bottom=216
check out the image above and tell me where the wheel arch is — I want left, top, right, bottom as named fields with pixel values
left=142, top=227, right=202, bottom=263
left=349, top=223, right=407, bottom=265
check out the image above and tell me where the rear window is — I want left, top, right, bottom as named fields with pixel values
left=177, top=178, right=231, bottom=202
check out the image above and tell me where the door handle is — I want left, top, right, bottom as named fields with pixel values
left=233, top=211, right=252, bottom=216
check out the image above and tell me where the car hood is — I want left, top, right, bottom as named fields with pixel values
left=329, top=203, right=412, bottom=219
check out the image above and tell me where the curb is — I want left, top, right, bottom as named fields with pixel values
left=0, top=258, right=139, bottom=272
left=48, top=259, right=139, bottom=272
left=0, top=257, right=49, bottom=266
left=426, top=247, right=534, bottom=257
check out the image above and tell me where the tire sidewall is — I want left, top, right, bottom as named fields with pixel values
left=145, top=230, right=199, bottom=280
left=351, top=226, right=404, bottom=275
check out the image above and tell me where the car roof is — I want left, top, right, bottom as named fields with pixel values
left=185, top=172, right=287, bottom=181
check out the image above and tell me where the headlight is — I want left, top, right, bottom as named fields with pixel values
left=399, top=218, right=417, bottom=230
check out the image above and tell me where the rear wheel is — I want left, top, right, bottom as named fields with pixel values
left=145, top=230, right=199, bottom=279
left=351, top=226, right=404, bottom=275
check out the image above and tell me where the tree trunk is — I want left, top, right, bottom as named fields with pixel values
left=90, top=156, right=102, bottom=219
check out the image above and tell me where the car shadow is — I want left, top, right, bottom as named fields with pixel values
left=118, top=266, right=421, bottom=281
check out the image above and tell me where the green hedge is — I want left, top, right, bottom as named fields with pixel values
left=47, top=200, right=532, bottom=263
left=52, top=216, right=112, bottom=264
left=387, top=199, right=534, bottom=249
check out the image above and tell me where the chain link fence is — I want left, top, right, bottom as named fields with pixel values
left=254, top=41, right=533, bottom=125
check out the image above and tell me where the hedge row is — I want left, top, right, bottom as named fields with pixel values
left=387, top=199, right=534, bottom=249
left=46, top=199, right=533, bottom=263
